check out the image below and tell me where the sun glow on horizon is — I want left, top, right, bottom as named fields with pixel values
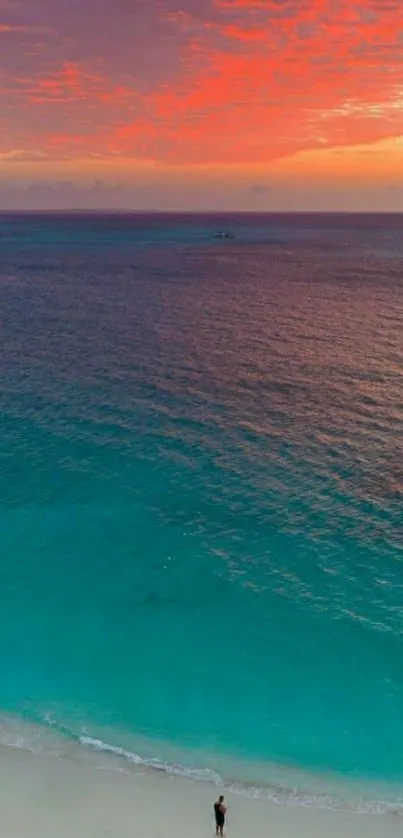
left=1, top=0, right=403, bottom=208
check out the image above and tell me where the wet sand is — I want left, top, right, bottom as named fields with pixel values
left=1, top=742, right=402, bottom=838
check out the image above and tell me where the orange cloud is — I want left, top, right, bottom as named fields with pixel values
left=2, top=0, right=403, bottom=175
left=28, top=63, right=136, bottom=106
left=0, top=24, right=27, bottom=33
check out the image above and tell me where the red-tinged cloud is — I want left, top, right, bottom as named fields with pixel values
left=1, top=0, right=403, bottom=176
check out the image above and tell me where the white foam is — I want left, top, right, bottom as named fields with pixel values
left=77, top=732, right=403, bottom=816
left=79, top=734, right=222, bottom=784
left=1, top=714, right=403, bottom=817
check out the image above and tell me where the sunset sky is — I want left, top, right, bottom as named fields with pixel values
left=1, top=0, right=403, bottom=210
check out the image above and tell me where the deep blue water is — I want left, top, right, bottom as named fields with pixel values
left=1, top=213, right=403, bottom=805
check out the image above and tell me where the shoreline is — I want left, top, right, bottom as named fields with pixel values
left=1, top=741, right=403, bottom=838
left=1, top=714, right=403, bottom=818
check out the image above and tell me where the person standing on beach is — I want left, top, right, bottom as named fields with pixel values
left=213, top=795, right=227, bottom=836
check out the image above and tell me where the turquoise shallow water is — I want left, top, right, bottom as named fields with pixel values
left=1, top=213, right=403, bottom=806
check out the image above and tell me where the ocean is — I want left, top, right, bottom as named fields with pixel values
left=0, top=212, right=403, bottom=811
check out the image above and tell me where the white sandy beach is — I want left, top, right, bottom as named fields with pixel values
left=1, top=742, right=402, bottom=838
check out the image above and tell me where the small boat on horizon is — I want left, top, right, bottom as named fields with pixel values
left=214, top=231, right=234, bottom=240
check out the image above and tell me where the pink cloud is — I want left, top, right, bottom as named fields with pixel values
left=1, top=0, right=403, bottom=168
